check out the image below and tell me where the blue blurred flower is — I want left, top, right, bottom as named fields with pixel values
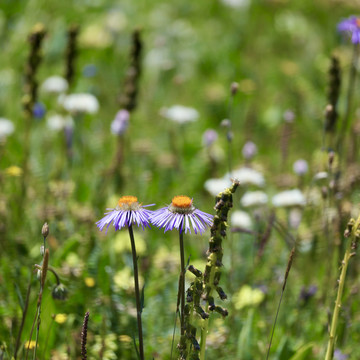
left=151, top=196, right=213, bottom=234
left=33, top=102, right=46, bottom=119
left=293, top=159, right=308, bottom=176
left=96, top=196, right=154, bottom=233
left=82, top=64, right=97, bottom=78
left=338, top=16, right=360, bottom=44
left=334, top=349, right=349, bottom=360
left=111, top=110, right=130, bottom=135
left=202, top=129, right=218, bottom=147
left=242, top=141, right=257, bottom=160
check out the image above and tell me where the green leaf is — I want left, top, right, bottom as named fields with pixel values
left=288, top=343, right=315, bottom=360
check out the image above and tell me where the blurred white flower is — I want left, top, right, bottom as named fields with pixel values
left=289, top=208, right=302, bottom=229
left=272, top=189, right=306, bottom=207
left=313, top=171, right=328, bottom=181
left=106, top=10, right=128, bottom=33
left=231, top=210, right=252, bottom=229
left=204, top=178, right=232, bottom=197
left=228, top=167, right=265, bottom=187
left=221, top=0, right=249, bottom=8
left=241, top=191, right=268, bottom=208
left=47, top=114, right=73, bottom=131
left=161, top=105, right=199, bottom=123
left=62, top=93, right=99, bottom=114
left=0, top=118, right=14, bottom=139
left=41, top=76, right=68, bottom=94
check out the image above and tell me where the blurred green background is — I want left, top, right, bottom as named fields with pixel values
left=1, top=0, right=360, bottom=359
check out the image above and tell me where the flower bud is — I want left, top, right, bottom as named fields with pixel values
left=42, top=222, right=49, bottom=238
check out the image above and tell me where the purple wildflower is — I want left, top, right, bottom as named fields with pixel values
left=293, top=159, right=309, bottom=176
left=111, top=110, right=130, bottom=135
left=334, top=349, right=349, bottom=360
left=96, top=196, right=154, bottom=232
left=283, top=109, right=295, bottom=123
left=338, top=16, right=360, bottom=44
left=202, top=129, right=218, bottom=147
left=33, top=102, right=46, bottom=119
left=151, top=195, right=213, bottom=234
left=242, top=141, right=257, bottom=160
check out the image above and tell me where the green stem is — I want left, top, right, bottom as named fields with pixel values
left=199, top=319, right=208, bottom=360
left=14, top=271, right=33, bottom=359
left=179, top=230, right=185, bottom=336
left=324, top=228, right=356, bottom=359
left=128, top=224, right=144, bottom=360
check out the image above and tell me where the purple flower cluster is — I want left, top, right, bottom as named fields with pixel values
left=96, top=195, right=213, bottom=235
left=338, top=16, right=360, bottom=44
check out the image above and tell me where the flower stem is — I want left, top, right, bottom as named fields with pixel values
left=200, top=319, right=208, bottom=360
left=128, top=224, right=144, bottom=360
left=179, top=230, right=186, bottom=336
left=324, top=229, right=355, bottom=360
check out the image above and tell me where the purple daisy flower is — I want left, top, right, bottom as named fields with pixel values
left=338, top=16, right=360, bottom=44
left=96, top=196, right=154, bottom=232
left=151, top=195, right=213, bottom=234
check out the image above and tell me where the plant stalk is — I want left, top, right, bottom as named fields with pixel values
left=128, top=224, right=144, bottom=360
left=324, top=234, right=354, bottom=360
left=179, top=229, right=186, bottom=336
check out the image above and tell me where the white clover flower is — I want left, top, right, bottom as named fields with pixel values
left=161, top=105, right=199, bottom=123
left=228, top=167, right=265, bottom=187
left=240, top=191, right=268, bottom=208
left=0, top=118, right=14, bottom=139
left=47, top=114, right=73, bottom=131
left=62, top=93, right=99, bottom=115
left=41, top=76, right=68, bottom=94
left=272, top=189, right=306, bottom=207
left=204, top=178, right=232, bottom=197
left=231, top=210, right=252, bottom=229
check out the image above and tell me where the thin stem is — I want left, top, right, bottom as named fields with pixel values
left=179, top=229, right=186, bottom=336
left=337, top=43, right=359, bottom=158
left=324, top=235, right=353, bottom=360
left=266, top=248, right=295, bottom=360
left=128, top=224, right=144, bottom=360
left=14, top=271, right=33, bottom=359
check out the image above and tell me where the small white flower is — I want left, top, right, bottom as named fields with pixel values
left=241, top=191, right=268, bottom=208
left=272, top=189, right=306, bottom=207
left=62, top=93, right=99, bottom=114
left=221, top=0, right=249, bottom=8
left=161, top=105, right=199, bottom=123
left=231, top=210, right=252, bottom=229
left=204, top=178, right=232, bottom=197
left=313, top=172, right=328, bottom=181
left=47, top=114, right=73, bottom=131
left=0, top=118, right=14, bottom=139
left=228, top=167, right=265, bottom=187
left=41, top=76, right=68, bottom=94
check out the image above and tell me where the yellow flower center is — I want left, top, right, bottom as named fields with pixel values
left=357, top=18, right=360, bottom=27
left=171, top=195, right=192, bottom=208
left=118, top=196, right=138, bottom=207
